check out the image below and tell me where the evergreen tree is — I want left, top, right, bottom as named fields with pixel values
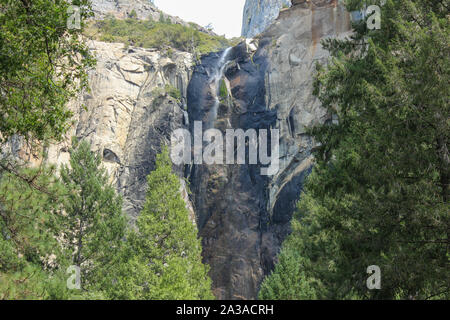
left=0, top=166, right=68, bottom=299
left=0, top=2, right=96, bottom=256
left=0, top=0, right=95, bottom=145
left=260, top=0, right=449, bottom=300
left=60, top=139, right=126, bottom=294
left=258, top=245, right=324, bottom=300
left=111, top=147, right=214, bottom=300
left=0, top=0, right=95, bottom=299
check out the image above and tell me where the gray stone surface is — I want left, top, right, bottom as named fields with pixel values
left=44, top=40, right=195, bottom=222
left=190, top=0, right=351, bottom=299
left=6, top=0, right=352, bottom=300
left=90, top=0, right=157, bottom=20
left=242, top=0, right=291, bottom=38
left=89, top=0, right=215, bottom=35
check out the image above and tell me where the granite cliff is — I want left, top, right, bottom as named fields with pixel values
left=242, top=0, right=292, bottom=38
left=189, top=0, right=351, bottom=299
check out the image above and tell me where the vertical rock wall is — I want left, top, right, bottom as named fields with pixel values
left=44, top=40, right=195, bottom=221
left=189, top=0, right=351, bottom=299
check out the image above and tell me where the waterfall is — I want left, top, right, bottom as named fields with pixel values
left=207, top=47, right=233, bottom=128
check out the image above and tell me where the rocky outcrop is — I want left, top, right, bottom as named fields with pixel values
left=189, top=0, right=351, bottom=299
left=43, top=40, right=195, bottom=221
left=90, top=0, right=157, bottom=20
left=90, top=0, right=215, bottom=35
left=242, top=0, right=291, bottom=38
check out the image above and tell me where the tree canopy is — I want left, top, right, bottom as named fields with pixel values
left=260, top=0, right=449, bottom=300
left=110, top=147, right=214, bottom=300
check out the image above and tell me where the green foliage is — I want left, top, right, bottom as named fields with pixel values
left=259, top=187, right=361, bottom=300
left=219, top=79, right=228, bottom=101
left=0, top=0, right=95, bottom=145
left=260, top=0, right=449, bottom=300
left=259, top=245, right=324, bottom=300
left=0, top=166, right=67, bottom=299
left=151, top=84, right=181, bottom=109
left=128, top=9, right=137, bottom=19
left=59, top=139, right=126, bottom=294
left=0, top=1, right=215, bottom=301
left=110, top=147, right=214, bottom=300
left=151, top=86, right=166, bottom=109
left=85, top=17, right=233, bottom=54
left=159, top=13, right=168, bottom=24
left=0, top=155, right=121, bottom=300
left=165, top=84, right=181, bottom=101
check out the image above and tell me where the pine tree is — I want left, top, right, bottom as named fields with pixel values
left=260, top=0, right=449, bottom=300
left=59, top=139, right=126, bottom=294
left=0, top=166, right=68, bottom=299
left=111, top=147, right=214, bottom=300
left=0, top=2, right=96, bottom=297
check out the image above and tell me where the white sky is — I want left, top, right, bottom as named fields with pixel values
left=153, top=0, right=246, bottom=38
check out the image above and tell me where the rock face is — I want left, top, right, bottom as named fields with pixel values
left=90, top=0, right=157, bottom=20
left=189, top=0, right=351, bottom=299
left=242, top=0, right=291, bottom=38
left=45, top=40, right=195, bottom=221
left=89, top=0, right=215, bottom=35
